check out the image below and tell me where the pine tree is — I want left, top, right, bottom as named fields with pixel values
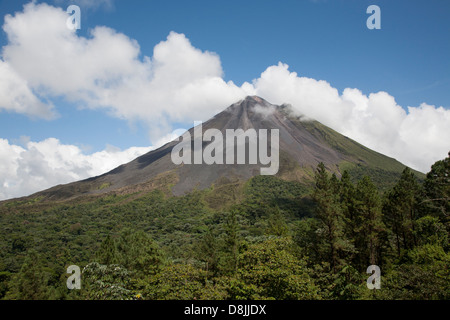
left=421, top=152, right=449, bottom=228
left=266, top=207, right=289, bottom=237
left=312, top=163, right=346, bottom=272
left=354, top=176, right=384, bottom=267
left=117, top=230, right=164, bottom=275
left=221, top=209, right=240, bottom=275
left=197, top=230, right=219, bottom=275
left=383, top=168, right=421, bottom=256
left=339, top=170, right=357, bottom=262
left=330, top=173, right=340, bottom=195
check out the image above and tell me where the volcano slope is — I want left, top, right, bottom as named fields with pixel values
left=26, top=95, right=421, bottom=202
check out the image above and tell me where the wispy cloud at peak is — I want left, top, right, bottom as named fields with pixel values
left=251, top=104, right=276, bottom=118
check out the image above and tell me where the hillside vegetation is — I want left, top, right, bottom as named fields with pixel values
left=0, top=153, right=448, bottom=300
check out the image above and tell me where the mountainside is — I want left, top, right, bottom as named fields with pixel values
left=0, top=97, right=446, bottom=302
left=26, top=96, right=421, bottom=202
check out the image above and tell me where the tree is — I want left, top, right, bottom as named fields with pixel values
left=339, top=170, right=357, bottom=262
left=368, top=244, right=450, bottom=300
left=82, top=262, right=137, bottom=300
left=354, top=176, right=385, bottom=267
left=414, top=215, right=448, bottom=248
left=115, top=230, right=164, bottom=276
left=293, top=217, right=325, bottom=265
left=0, top=271, right=11, bottom=299
left=95, top=234, right=118, bottom=265
left=383, top=168, right=421, bottom=256
left=266, top=207, right=289, bottom=237
left=196, top=230, right=220, bottom=275
left=421, top=152, right=449, bottom=227
left=230, top=237, right=321, bottom=300
left=312, top=163, right=347, bottom=272
left=220, top=209, right=241, bottom=275
left=5, top=251, right=62, bottom=300
left=144, top=264, right=228, bottom=300
left=331, top=264, right=365, bottom=300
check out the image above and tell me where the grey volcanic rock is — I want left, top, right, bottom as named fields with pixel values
left=33, top=96, right=409, bottom=200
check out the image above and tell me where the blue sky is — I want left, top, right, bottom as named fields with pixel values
left=0, top=0, right=449, bottom=199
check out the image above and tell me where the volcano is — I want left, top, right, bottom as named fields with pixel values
left=33, top=96, right=419, bottom=201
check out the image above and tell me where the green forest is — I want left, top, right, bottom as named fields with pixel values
left=0, top=153, right=448, bottom=300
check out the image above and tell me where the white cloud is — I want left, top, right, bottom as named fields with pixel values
left=0, top=60, right=55, bottom=119
left=0, top=138, right=152, bottom=200
left=251, top=62, right=450, bottom=173
left=251, top=104, right=276, bottom=118
left=1, top=2, right=249, bottom=138
left=0, top=2, right=449, bottom=201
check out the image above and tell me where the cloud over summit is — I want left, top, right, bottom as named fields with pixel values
left=251, top=63, right=450, bottom=173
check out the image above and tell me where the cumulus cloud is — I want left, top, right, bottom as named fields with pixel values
left=0, top=2, right=449, bottom=200
left=0, top=60, right=55, bottom=119
left=1, top=2, right=249, bottom=138
left=251, top=62, right=450, bottom=172
left=0, top=138, right=152, bottom=200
